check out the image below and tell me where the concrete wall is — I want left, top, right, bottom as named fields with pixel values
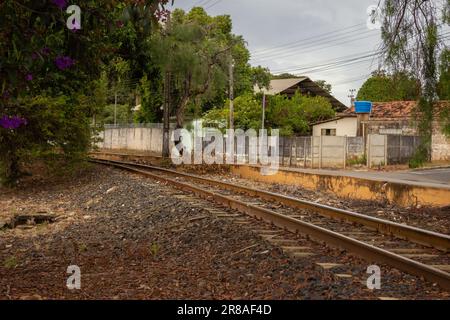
left=312, top=117, right=358, bottom=137
left=311, top=136, right=347, bottom=168
left=97, top=127, right=166, bottom=155
left=97, top=126, right=424, bottom=168
left=432, top=122, right=450, bottom=161
left=347, top=137, right=365, bottom=159
left=386, top=135, right=421, bottom=164
left=231, top=165, right=450, bottom=207
left=367, top=134, right=387, bottom=167
left=365, top=119, right=418, bottom=136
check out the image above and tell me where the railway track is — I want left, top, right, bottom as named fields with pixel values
left=90, top=158, right=450, bottom=290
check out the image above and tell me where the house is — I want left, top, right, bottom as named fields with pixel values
left=254, top=77, right=347, bottom=112
left=311, top=101, right=450, bottom=161
left=312, top=101, right=419, bottom=137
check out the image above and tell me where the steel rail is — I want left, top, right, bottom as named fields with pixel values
left=91, top=158, right=450, bottom=290
left=89, top=158, right=450, bottom=252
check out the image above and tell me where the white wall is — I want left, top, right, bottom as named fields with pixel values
left=313, top=117, right=358, bottom=137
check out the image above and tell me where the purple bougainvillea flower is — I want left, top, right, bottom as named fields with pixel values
left=0, top=116, right=28, bottom=130
left=41, top=47, right=51, bottom=55
left=116, top=21, right=124, bottom=28
left=25, top=74, right=33, bottom=81
left=55, top=56, right=75, bottom=70
left=31, top=52, right=39, bottom=60
left=52, top=0, right=67, bottom=10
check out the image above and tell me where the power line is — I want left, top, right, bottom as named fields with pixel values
left=251, top=23, right=366, bottom=55
left=251, top=25, right=369, bottom=58
left=333, top=74, right=372, bottom=87
left=270, top=49, right=382, bottom=73
left=205, top=0, right=224, bottom=9
left=251, top=31, right=380, bottom=62
left=192, top=0, right=216, bottom=8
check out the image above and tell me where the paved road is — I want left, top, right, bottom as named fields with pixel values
left=281, top=166, right=450, bottom=188
left=400, top=168, right=450, bottom=185
left=344, top=168, right=450, bottom=186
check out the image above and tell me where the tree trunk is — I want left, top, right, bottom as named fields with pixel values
left=176, top=96, right=190, bottom=129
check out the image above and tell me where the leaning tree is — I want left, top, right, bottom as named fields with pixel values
left=380, top=0, right=450, bottom=166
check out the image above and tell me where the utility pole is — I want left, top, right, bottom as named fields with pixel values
left=162, top=71, right=171, bottom=158
left=261, top=93, right=266, bottom=131
left=114, top=89, right=118, bottom=126
left=229, top=58, right=234, bottom=130
left=348, top=89, right=356, bottom=108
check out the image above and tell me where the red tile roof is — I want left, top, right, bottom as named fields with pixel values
left=343, top=101, right=449, bottom=119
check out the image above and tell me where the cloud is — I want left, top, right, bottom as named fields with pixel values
left=173, top=0, right=384, bottom=105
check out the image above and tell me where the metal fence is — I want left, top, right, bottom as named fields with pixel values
left=96, top=125, right=421, bottom=169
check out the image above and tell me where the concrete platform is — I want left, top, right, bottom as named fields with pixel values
left=89, top=150, right=450, bottom=207
left=231, top=165, right=450, bottom=207
left=270, top=166, right=450, bottom=188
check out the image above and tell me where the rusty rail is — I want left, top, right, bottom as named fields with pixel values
left=90, top=158, right=450, bottom=252
left=90, top=158, right=450, bottom=290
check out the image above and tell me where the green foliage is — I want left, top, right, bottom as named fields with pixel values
left=1, top=95, right=94, bottom=185
left=267, top=92, right=335, bottom=136
left=203, top=93, right=262, bottom=131
left=134, top=74, right=163, bottom=123
left=3, top=256, right=18, bottom=269
left=380, top=1, right=447, bottom=160
left=356, top=71, right=420, bottom=102
left=102, top=104, right=132, bottom=125
left=409, top=144, right=430, bottom=168
left=438, top=49, right=450, bottom=101
left=440, top=103, right=450, bottom=137
left=271, top=73, right=300, bottom=79
left=0, top=1, right=169, bottom=186
left=149, top=7, right=269, bottom=127
left=315, top=80, right=332, bottom=94
left=347, top=154, right=367, bottom=166
left=203, top=91, right=335, bottom=136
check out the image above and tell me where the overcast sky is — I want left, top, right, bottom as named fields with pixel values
left=171, top=0, right=386, bottom=106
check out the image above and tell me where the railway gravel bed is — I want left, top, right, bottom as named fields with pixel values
left=172, top=167, right=450, bottom=235
left=0, top=165, right=449, bottom=299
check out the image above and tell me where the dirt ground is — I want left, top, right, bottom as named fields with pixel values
left=0, top=165, right=449, bottom=300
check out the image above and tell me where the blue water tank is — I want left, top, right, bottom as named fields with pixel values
left=354, top=101, right=372, bottom=113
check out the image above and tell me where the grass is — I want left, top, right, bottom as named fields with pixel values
left=3, top=256, right=18, bottom=269
left=346, top=154, right=367, bottom=166
left=150, top=243, right=160, bottom=256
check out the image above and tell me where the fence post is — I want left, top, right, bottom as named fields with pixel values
left=367, top=134, right=371, bottom=168
left=343, top=136, right=347, bottom=169
left=319, top=135, right=323, bottom=170
left=304, top=138, right=307, bottom=168
left=384, top=135, right=388, bottom=167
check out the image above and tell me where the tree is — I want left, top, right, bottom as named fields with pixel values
left=203, top=91, right=335, bottom=136
left=150, top=7, right=268, bottom=128
left=380, top=0, right=449, bottom=165
left=438, top=49, right=450, bottom=101
left=315, top=80, right=332, bottom=95
left=0, top=0, right=170, bottom=185
left=203, top=93, right=262, bottom=131
left=266, top=92, right=335, bottom=136
left=272, top=73, right=300, bottom=79
left=356, top=70, right=420, bottom=101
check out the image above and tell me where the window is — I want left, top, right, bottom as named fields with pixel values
left=321, top=129, right=336, bottom=136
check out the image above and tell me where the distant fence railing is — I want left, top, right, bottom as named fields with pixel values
left=95, top=125, right=421, bottom=169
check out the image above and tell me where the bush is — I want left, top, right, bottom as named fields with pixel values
left=0, top=95, right=96, bottom=186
